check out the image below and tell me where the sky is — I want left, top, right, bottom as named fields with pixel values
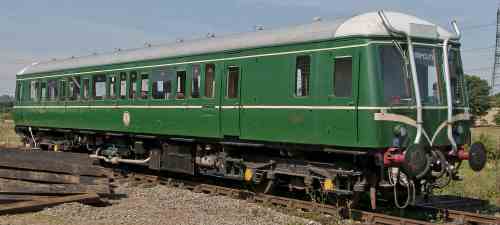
left=1, top=0, right=498, bottom=95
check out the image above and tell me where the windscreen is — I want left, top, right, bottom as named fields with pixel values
left=414, top=47, right=443, bottom=105
left=379, top=46, right=412, bottom=105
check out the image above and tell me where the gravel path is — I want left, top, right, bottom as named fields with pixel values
left=0, top=181, right=324, bottom=225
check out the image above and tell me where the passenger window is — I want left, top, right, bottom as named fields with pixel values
left=333, top=57, right=353, bottom=98
left=119, top=72, right=127, bottom=99
left=192, top=65, right=201, bottom=98
left=47, top=80, right=58, bottom=101
left=204, top=64, right=215, bottom=98
left=295, top=56, right=310, bottom=97
left=152, top=69, right=174, bottom=100
left=83, top=79, right=90, bottom=99
left=30, top=81, right=38, bottom=102
left=41, top=82, right=47, bottom=101
left=93, top=75, right=106, bottom=100
left=140, top=74, right=149, bottom=99
left=129, top=72, right=138, bottom=99
left=108, top=76, right=117, bottom=99
left=176, top=71, right=187, bottom=99
left=16, top=82, right=22, bottom=102
left=69, top=77, right=81, bottom=101
left=59, top=80, right=67, bottom=100
left=227, top=67, right=239, bottom=99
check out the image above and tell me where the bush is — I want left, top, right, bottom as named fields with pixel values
left=496, top=113, right=500, bottom=126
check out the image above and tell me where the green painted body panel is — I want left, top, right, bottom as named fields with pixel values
left=14, top=36, right=470, bottom=149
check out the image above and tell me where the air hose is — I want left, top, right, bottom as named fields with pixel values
left=389, top=168, right=416, bottom=209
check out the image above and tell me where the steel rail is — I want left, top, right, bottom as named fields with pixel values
left=110, top=171, right=500, bottom=225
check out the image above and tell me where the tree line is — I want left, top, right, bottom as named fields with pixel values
left=0, top=95, right=14, bottom=113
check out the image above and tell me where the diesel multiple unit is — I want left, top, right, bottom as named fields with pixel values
left=13, top=11, right=487, bottom=208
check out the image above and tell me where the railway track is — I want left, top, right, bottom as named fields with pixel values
left=110, top=170, right=500, bottom=225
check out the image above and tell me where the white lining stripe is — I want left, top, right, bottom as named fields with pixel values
left=13, top=105, right=470, bottom=111
left=14, top=105, right=203, bottom=109
left=15, top=41, right=443, bottom=81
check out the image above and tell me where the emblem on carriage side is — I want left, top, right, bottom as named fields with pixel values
left=123, top=111, right=131, bottom=127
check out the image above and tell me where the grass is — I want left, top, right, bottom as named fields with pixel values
left=437, top=127, right=499, bottom=208
left=0, top=112, right=23, bottom=148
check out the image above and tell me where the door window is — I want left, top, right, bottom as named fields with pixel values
left=295, top=56, right=310, bottom=97
left=205, top=64, right=215, bottom=98
left=227, top=67, right=239, bottom=99
left=333, top=57, right=353, bottom=98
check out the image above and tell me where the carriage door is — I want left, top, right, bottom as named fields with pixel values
left=220, top=62, right=242, bottom=137
left=326, top=50, right=359, bottom=145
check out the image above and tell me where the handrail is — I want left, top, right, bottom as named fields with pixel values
left=378, top=10, right=424, bottom=144
left=442, top=39, right=458, bottom=151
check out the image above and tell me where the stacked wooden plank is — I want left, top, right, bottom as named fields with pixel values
left=0, top=149, right=111, bottom=215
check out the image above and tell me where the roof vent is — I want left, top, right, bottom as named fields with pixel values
left=207, top=33, right=216, bottom=38
left=313, top=17, right=322, bottom=22
left=144, top=42, right=152, bottom=48
left=71, top=56, right=75, bottom=59
left=51, top=58, right=57, bottom=61
left=176, top=38, right=184, bottom=43
left=255, top=25, right=264, bottom=31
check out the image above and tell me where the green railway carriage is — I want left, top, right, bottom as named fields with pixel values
left=13, top=11, right=487, bottom=208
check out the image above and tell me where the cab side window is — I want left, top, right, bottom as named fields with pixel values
left=333, top=57, right=353, bottom=98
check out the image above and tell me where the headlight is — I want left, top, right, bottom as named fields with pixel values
left=393, top=125, right=407, bottom=137
left=454, top=125, right=464, bottom=135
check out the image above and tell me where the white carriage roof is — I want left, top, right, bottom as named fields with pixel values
left=19, top=11, right=455, bottom=75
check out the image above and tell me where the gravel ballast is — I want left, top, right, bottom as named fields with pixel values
left=0, top=181, right=324, bottom=225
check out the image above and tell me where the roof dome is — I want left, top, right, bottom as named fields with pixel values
left=335, top=11, right=455, bottom=39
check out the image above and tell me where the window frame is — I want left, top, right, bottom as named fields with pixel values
left=294, top=55, right=311, bottom=98
left=332, top=56, right=354, bottom=98
left=139, top=72, right=150, bottom=100
left=118, top=72, right=127, bottom=99
left=191, top=64, right=201, bottom=98
left=176, top=70, right=187, bottom=100
left=129, top=71, right=138, bottom=99
left=82, top=78, right=90, bottom=100
left=226, top=66, right=240, bottom=99
left=204, top=63, right=216, bottom=99
left=68, top=76, right=81, bottom=101
left=152, top=68, right=175, bottom=100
